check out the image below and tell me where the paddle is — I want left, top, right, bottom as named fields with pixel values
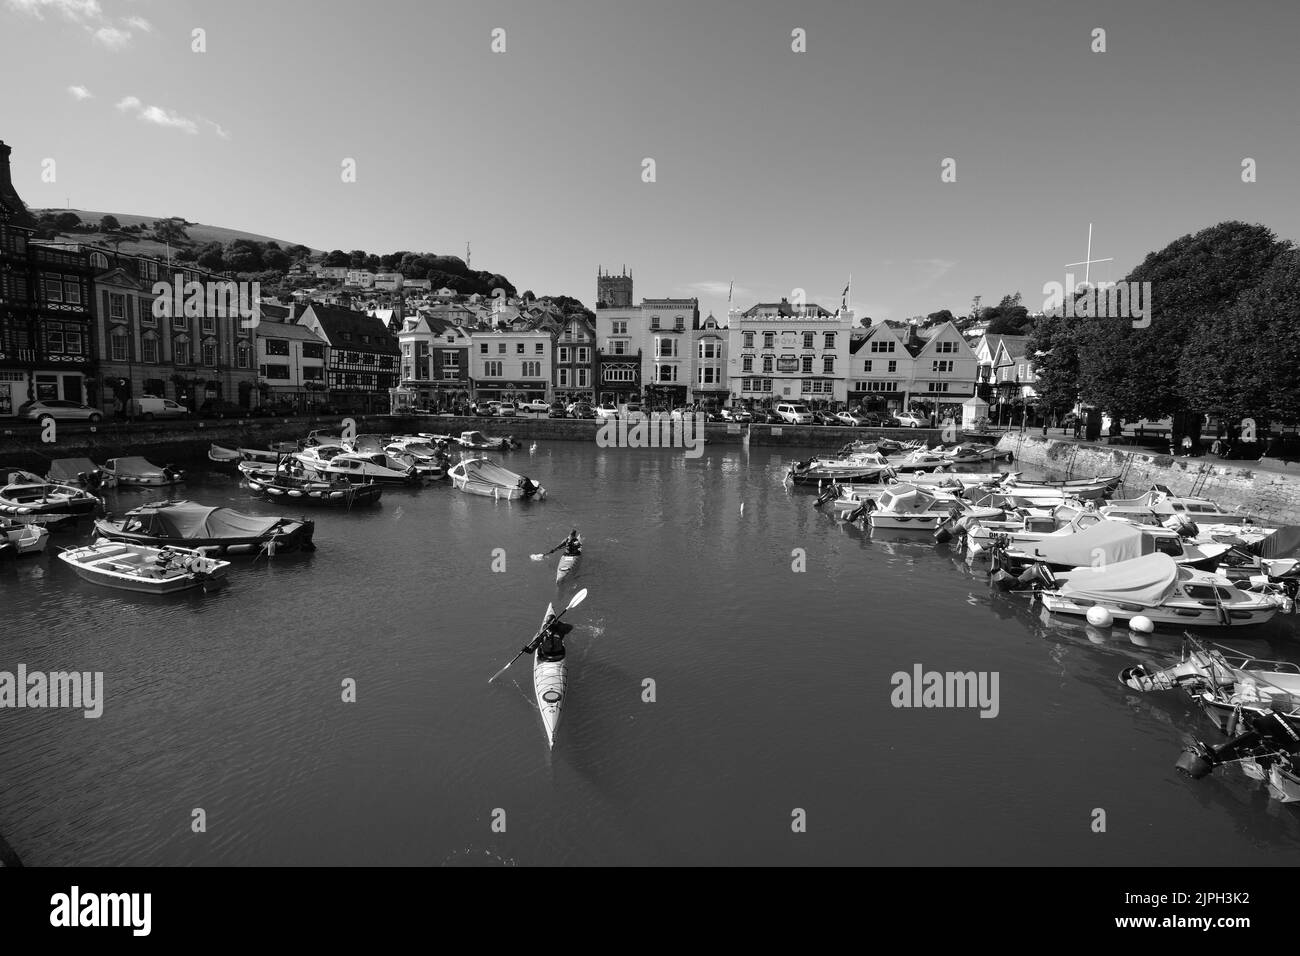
left=488, top=588, right=588, bottom=684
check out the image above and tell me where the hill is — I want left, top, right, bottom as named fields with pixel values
left=29, top=209, right=321, bottom=259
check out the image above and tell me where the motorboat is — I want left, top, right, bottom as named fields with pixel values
left=244, top=469, right=383, bottom=508
left=294, top=444, right=421, bottom=484
left=937, top=442, right=1013, bottom=464
left=862, top=483, right=1004, bottom=530
left=0, top=518, right=50, bottom=555
left=1174, top=708, right=1300, bottom=802
left=1015, top=552, right=1280, bottom=628
left=984, top=517, right=1230, bottom=572
left=0, top=471, right=101, bottom=520
left=788, top=451, right=894, bottom=485
left=207, top=443, right=296, bottom=471
left=382, top=448, right=445, bottom=481
left=457, top=430, right=521, bottom=451
left=1120, top=636, right=1300, bottom=717
left=46, top=457, right=115, bottom=491
left=1102, top=484, right=1258, bottom=526
left=102, top=456, right=186, bottom=487
left=448, top=457, right=545, bottom=500
left=837, top=438, right=918, bottom=457
left=95, top=500, right=315, bottom=555
left=1008, top=473, right=1123, bottom=493
left=58, top=539, right=230, bottom=594
left=386, top=437, right=452, bottom=479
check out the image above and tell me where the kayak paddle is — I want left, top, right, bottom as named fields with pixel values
left=488, top=588, right=588, bottom=683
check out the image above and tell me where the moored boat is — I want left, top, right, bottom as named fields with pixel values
left=103, top=457, right=186, bottom=487
left=94, top=500, right=315, bottom=554
left=57, top=539, right=230, bottom=593
left=0, top=472, right=100, bottom=519
left=788, top=451, right=894, bottom=485
left=449, top=457, right=545, bottom=500
left=458, top=430, right=521, bottom=451
left=294, top=445, right=421, bottom=484
left=244, top=469, right=383, bottom=508
left=46, top=457, right=115, bottom=491
left=863, top=483, right=1004, bottom=530
left=0, top=518, right=50, bottom=555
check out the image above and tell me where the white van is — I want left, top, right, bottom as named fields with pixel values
left=129, top=395, right=190, bottom=420
left=774, top=402, right=813, bottom=425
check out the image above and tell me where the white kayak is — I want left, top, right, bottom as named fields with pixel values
left=555, top=536, right=583, bottom=585
left=534, top=603, right=567, bottom=749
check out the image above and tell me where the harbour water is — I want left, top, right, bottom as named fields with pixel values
left=4, top=441, right=1300, bottom=866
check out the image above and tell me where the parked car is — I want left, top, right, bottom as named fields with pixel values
left=518, top=399, right=551, bottom=415
left=774, top=402, right=814, bottom=425
left=496, top=403, right=518, bottom=417
left=721, top=407, right=752, bottom=423
left=894, top=412, right=928, bottom=428
left=548, top=402, right=568, bottom=418
left=812, top=411, right=840, bottom=426
left=570, top=402, right=597, bottom=420
left=761, top=410, right=784, bottom=424
left=622, top=402, right=646, bottom=421
left=835, top=411, right=867, bottom=426
left=19, top=399, right=103, bottom=425
left=595, top=403, right=620, bottom=420
left=128, top=395, right=190, bottom=421
left=250, top=401, right=296, bottom=418
left=867, top=413, right=901, bottom=427
left=199, top=399, right=249, bottom=419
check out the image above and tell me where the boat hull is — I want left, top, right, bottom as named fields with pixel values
left=93, top=517, right=316, bottom=555
left=58, top=542, right=230, bottom=594
left=556, top=551, right=581, bottom=585
left=1038, top=593, right=1277, bottom=628
left=534, top=604, right=566, bottom=748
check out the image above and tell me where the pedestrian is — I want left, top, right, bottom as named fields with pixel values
left=113, top=394, right=124, bottom=420
left=1181, top=434, right=1193, bottom=457
left=1210, top=437, right=1222, bottom=457
left=1072, top=419, right=1082, bottom=439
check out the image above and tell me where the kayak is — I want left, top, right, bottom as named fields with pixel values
left=555, top=536, right=583, bottom=585
left=533, top=603, right=567, bottom=749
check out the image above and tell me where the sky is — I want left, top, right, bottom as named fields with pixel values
left=2, top=0, right=1298, bottom=324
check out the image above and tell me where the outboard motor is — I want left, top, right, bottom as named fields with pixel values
left=162, top=463, right=181, bottom=483
left=1176, top=710, right=1300, bottom=780
left=814, top=485, right=840, bottom=509
left=1167, top=513, right=1199, bottom=539
left=845, top=498, right=875, bottom=524
left=519, top=477, right=540, bottom=499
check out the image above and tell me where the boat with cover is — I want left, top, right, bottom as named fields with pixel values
left=58, top=539, right=230, bottom=594
left=985, top=517, right=1229, bottom=572
left=1022, top=552, right=1280, bottom=628
left=0, top=471, right=100, bottom=519
left=244, top=469, right=383, bottom=508
left=457, top=430, right=520, bottom=451
left=95, top=500, right=315, bottom=554
left=102, top=456, right=186, bottom=487
left=46, top=457, right=115, bottom=491
left=448, top=457, right=545, bottom=500
left=0, top=518, right=50, bottom=555
left=534, top=603, right=568, bottom=749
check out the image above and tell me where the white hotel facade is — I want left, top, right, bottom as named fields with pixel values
left=726, top=299, right=855, bottom=405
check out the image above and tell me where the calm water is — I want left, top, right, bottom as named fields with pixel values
left=4, top=441, right=1300, bottom=866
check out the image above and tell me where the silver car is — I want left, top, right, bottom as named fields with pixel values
left=19, top=399, right=103, bottom=425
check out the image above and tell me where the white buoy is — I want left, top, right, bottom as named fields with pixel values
left=740, top=502, right=744, bottom=515
left=1086, top=606, right=1113, bottom=627
left=1129, top=615, right=1154, bottom=634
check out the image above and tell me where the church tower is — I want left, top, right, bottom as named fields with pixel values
left=596, top=265, right=633, bottom=309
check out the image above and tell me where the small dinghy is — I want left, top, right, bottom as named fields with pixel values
left=449, top=457, right=544, bottom=500
left=0, top=471, right=101, bottom=519
left=58, top=539, right=230, bottom=593
left=0, top=518, right=50, bottom=555
left=95, top=500, right=315, bottom=554
left=103, top=457, right=186, bottom=487
left=457, top=430, right=520, bottom=451
left=46, top=457, right=116, bottom=491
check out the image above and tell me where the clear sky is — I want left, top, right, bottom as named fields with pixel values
left=3, top=0, right=1298, bottom=323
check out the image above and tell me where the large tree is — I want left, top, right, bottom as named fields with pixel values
left=1025, top=311, right=1081, bottom=415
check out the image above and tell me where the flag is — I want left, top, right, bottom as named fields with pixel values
left=728, top=279, right=734, bottom=305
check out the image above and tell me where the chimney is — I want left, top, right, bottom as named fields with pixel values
left=0, top=141, right=36, bottom=227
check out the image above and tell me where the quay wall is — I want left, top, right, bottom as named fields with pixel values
left=998, top=433, right=1300, bottom=527
left=0, top=414, right=943, bottom=471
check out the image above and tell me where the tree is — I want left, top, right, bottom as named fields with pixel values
left=54, top=212, right=82, bottom=231
left=262, top=247, right=291, bottom=271
left=196, top=242, right=225, bottom=272
left=1026, top=312, right=1081, bottom=417
left=923, top=309, right=955, bottom=328
left=983, top=292, right=1031, bottom=335
left=153, top=218, right=189, bottom=243
left=323, top=249, right=349, bottom=267
left=99, top=214, right=121, bottom=231
left=223, top=239, right=263, bottom=273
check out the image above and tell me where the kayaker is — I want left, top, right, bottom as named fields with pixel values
left=522, top=613, right=573, bottom=661
left=545, top=529, right=582, bottom=558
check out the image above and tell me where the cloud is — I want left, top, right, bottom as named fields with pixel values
left=67, top=84, right=93, bottom=100
left=202, top=118, right=231, bottom=140
left=116, top=96, right=200, bottom=134
left=7, top=0, right=152, bottom=49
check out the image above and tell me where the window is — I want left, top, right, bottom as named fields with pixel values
left=346, top=352, right=360, bottom=364
left=612, top=321, right=627, bottom=335
left=657, top=365, right=677, bottom=382
left=342, top=332, right=352, bottom=342
left=203, top=341, right=218, bottom=367
left=479, top=343, right=488, bottom=354
left=535, top=343, right=544, bottom=354
left=379, top=356, right=393, bottom=369
left=650, top=316, right=660, bottom=330
left=762, top=356, right=774, bottom=373
left=698, top=367, right=720, bottom=384
left=237, top=342, right=250, bottom=369
left=656, top=338, right=677, bottom=359
left=935, top=341, right=959, bottom=354
left=517, top=343, right=525, bottom=354
left=91, top=252, right=109, bottom=270
left=763, top=332, right=775, bottom=349
left=558, top=368, right=570, bottom=387
left=110, top=330, right=129, bottom=362
left=577, top=369, right=590, bottom=388
left=822, top=356, right=834, bottom=373
left=824, top=332, right=835, bottom=349
left=743, top=332, right=754, bottom=349
left=741, top=377, right=773, bottom=393
left=558, top=347, right=571, bottom=364
left=361, top=335, right=370, bottom=345
left=173, top=314, right=186, bottom=331
left=265, top=364, right=290, bottom=380
left=522, top=361, right=541, bottom=377
left=577, top=347, right=590, bottom=364
left=265, top=339, right=290, bottom=356
left=498, top=343, right=506, bottom=354
left=932, top=360, right=953, bottom=373
left=698, top=341, right=718, bottom=360
left=803, top=332, right=814, bottom=349
left=109, top=293, right=126, bottom=320
left=863, top=360, right=872, bottom=372
left=607, top=340, right=628, bottom=355
left=42, top=274, right=63, bottom=302
left=484, top=361, right=503, bottom=377
left=140, top=299, right=155, bottom=326
left=801, top=356, right=813, bottom=373
left=142, top=336, right=158, bottom=363
left=174, top=339, right=190, bottom=365
left=201, top=314, right=216, bottom=333
left=870, top=340, right=895, bottom=353
left=742, top=355, right=754, bottom=372
left=801, top=379, right=833, bottom=395
left=302, top=342, right=323, bottom=359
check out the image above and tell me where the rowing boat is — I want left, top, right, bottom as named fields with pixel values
left=534, top=603, right=567, bottom=749
left=556, top=536, right=582, bottom=585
